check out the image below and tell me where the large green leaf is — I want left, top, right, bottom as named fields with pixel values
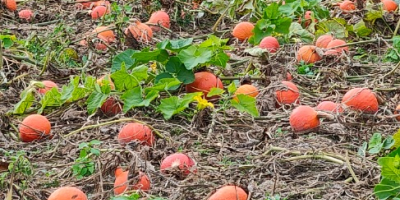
left=86, top=91, right=109, bottom=115
left=374, top=178, right=400, bottom=200
left=38, top=88, right=62, bottom=113
left=177, top=46, right=212, bottom=70
left=230, top=94, right=259, bottom=117
left=121, top=87, right=159, bottom=113
left=111, top=49, right=138, bottom=72
left=111, top=65, right=148, bottom=91
left=157, top=93, right=200, bottom=120
left=378, top=156, right=400, bottom=183
left=13, top=89, right=35, bottom=114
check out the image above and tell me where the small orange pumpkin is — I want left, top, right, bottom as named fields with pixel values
left=325, top=39, right=348, bottom=55
left=232, top=22, right=254, bottom=41
left=339, top=0, right=356, bottom=12
left=296, top=45, right=321, bottom=64
left=233, top=84, right=259, bottom=101
left=315, top=34, right=334, bottom=48
left=3, top=0, right=17, bottom=11
left=342, top=88, right=379, bottom=113
left=275, top=81, right=300, bottom=105
left=289, top=105, right=320, bottom=132
left=382, top=0, right=398, bottom=12
left=125, top=20, right=153, bottom=43
left=259, top=36, right=280, bottom=53
left=147, top=10, right=170, bottom=32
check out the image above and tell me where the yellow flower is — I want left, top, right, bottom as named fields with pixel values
left=194, top=95, right=214, bottom=110
left=150, top=62, right=157, bottom=73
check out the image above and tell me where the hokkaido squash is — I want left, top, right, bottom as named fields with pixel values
left=296, top=45, right=321, bottom=64
left=232, top=22, right=254, bottom=41
left=91, top=5, right=109, bottom=20
left=208, top=185, right=248, bottom=200
left=93, top=26, right=115, bottom=43
left=342, top=88, right=378, bottom=113
left=160, top=153, right=196, bottom=178
left=289, top=105, right=320, bottom=132
left=275, top=81, right=300, bottom=105
left=394, top=104, right=400, bottom=121
left=382, top=0, right=398, bottom=12
left=315, top=34, right=334, bottom=48
left=19, top=9, right=33, bottom=21
left=185, top=71, right=224, bottom=100
left=19, top=114, right=52, bottom=142
left=325, top=39, right=348, bottom=55
left=339, top=0, right=356, bottom=12
left=315, top=101, right=343, bottom=113
left=125, top=20, right=153, bottom=43
left=117, top=123, right=155, bottom=146
left=259, top=36, right=280, bottom=53
left=114, top=170, right=151, bottom=195
left=2, top=0, right=17, bottom=11
left=47, top=186, right=87, bottom=200
left=147, top=10, right=170, bottom=32
left=38, top=80, right=58, bottom=94
left=100, top=97, right=122, bottom=116
left=233, top=84, right=259, bottom=101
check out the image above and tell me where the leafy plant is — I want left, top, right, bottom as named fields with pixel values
left=265, top=193, right=288, bottom=200
left=374, top=147, right=400, bottom=199
left=0, top=150, right=33, bottom=189
left=296, top=61, right=315, bottom=75
left=385, top=36, right=400, bottom=63
left=358, top=133, right=394, bottom=157
left=72, top=140, right=102, bottom=179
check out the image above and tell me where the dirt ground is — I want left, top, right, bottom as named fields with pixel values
left=1, top=0, right=400, bottom=200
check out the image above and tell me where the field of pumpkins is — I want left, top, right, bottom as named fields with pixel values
left=4, top=0, right=400, bottom=199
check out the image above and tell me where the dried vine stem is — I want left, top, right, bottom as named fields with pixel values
left=65, top=118, right=166, bottom=140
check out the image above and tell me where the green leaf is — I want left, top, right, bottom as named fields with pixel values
left=111, top=65, right=148, bottom=91
left=315, top=19, right=347, bottom=39
left=353, top=20, right=372, bottom=38
left=374, top=178, right=400, bottom=200
left=157, top=38, right=193, bottom=51
left=165, top=57, right=183, bottom=73
left=177, top=46, right=212, bottom=70
left=110, top=193, right=140, bottom=200
left=207, top=87, right=225, bottom=97
left=209, top=51, right=230, bottom=68
left=230, top=94, right=259, bottom=117
left=38, top=88, right=62, bottom=113
left=358, top=142, right=367, bottom=157
left=227, top=82, right=237, bottom=95
left=288, top=22, right=314, bottom=43
left=89, top=140, right=102, bottom=145
left=384, top=136, right=395, bottom=150
left=86, top=91, right=109, bottom=115
left=90, top=148, right=101, bottom=156
left=264, top=3, right=280, bottom=19
left=13, top=89, right=35, bottom=114
left=364, top=10, right=383, bottom=23
left=176, top=68, right=195, bottom=84
left=165, top=57, right=195, bottom=84
left=378, top=156, right=400, bottom=183
left=111, top=49, right=138, bottom=72
left=147, top=78, right=182, bottom=92
left=274, top=18, right=292, bottom=34
left=155, top=73, right=174, bottom=83
left=157, top=93, right=200, bottom=120
left=121, top=87, right=145, bottom=112
left=369, top=133, right=383, bottom=149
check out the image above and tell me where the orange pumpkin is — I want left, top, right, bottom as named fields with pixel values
left=394, top=104, right=400, bottom=121
left=382, top=0, right=398, bottom=12
left=289, top=105, right=320, bottom=132
left=125, top=20, right=153, bottom=42
left=93, top=26, right=115, bottom=43
left=325, top=39, right=348, bottom=55
left=91, top=5, right=109, bottom=20
left=3, top=0, right=17, bottom=11
left=275, top=81, right=300, bottom=105
left=233, top=84, right=259, bottom=101
left=259, top=36, right=280, bottom=53
left=117, top=123, right=155, bottom=146
left=185, top=71, right=224, bottom=100
left=296, top=45, right=321, bottom=64
left=232, top=22, right=254, bottom=41
left=301, top=11, right=318, bottom=27
left=18, top=9, right=33, bottom=21
left=47, top=186, right=87, bottom=200
left=342, top=88, right=379, bottom=113
left=315, top=34, right=334, bottom=48
left=315, top=101, right=343, bottom=113
left=339, top=0, right=356, bottom=12
left=208, top=185, right=248, bottom=200
left=147, top=10, right=170, bottom=32
left=38, top=80, right=58, bottom=94
left=160, top=153, right=196, bottom=178
left=19, top=114, right=52, bottom=142
left=100, top=97, right=122, bottom=116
